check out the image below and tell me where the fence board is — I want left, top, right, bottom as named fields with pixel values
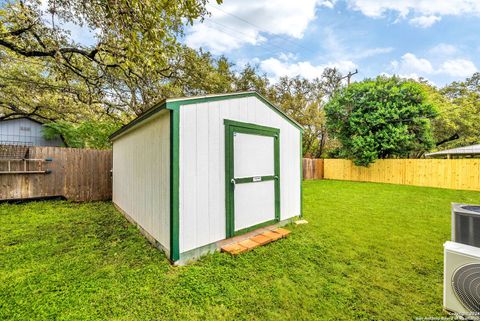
left=323, top=158, right=480, bottom=191
left=303, top=158, right=324, bottom=180
left=0, top=146, right=112, bottom=201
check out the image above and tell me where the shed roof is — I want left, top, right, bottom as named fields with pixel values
left=110, top=91, right=302, bottom=141
left=425, top=144, right=480, bottom=157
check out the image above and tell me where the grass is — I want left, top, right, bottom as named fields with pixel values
left=2, top=180, right=480, bottom=320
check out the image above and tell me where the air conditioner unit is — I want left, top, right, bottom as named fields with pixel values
left=452, top=203, right=480, bottom=247
left=444, top=241, right=480, bottom=317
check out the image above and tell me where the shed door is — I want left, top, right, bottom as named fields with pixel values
left=225, top=120, right=280, bottom=237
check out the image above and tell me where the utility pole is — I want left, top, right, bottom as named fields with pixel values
left=341, top=69, right=358, bottom=86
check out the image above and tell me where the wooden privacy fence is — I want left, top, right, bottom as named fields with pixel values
left=324, top=158, right=480, bottom=191
left=303, top=158, right=324, bottom=180
left=0, top=146, right=112, bottom=201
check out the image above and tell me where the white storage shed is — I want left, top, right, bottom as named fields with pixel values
left=110, top=92, right=302, bottom=264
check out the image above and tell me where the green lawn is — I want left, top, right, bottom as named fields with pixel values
left=2, top=180, right=480, bottom=320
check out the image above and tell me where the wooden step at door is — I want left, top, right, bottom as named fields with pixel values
left=221, top=227, right=291, bottom=256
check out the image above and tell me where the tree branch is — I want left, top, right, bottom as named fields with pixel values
left=2, top=24, right=35, bottom=36
left=0, top=39, right=56, bottom=57
left=436, top=133, right=460, bottom=147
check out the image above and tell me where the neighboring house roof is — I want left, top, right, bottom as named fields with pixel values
left=425, top=144, right=480, bottom=157
left=0, top=116, right=45, bottom=124
left=110, top=91, right=303, bottom=141
left=0, top=116, right=66, bottom=146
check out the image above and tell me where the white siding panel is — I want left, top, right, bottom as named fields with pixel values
left=234, top=133, right=274, bottom=177
left=234, top=181, right=275, bottom=231
left=179, top=96, right=301, bottom=253
left=112, top=110, right=170, bottom=250
left=195, top=106, right=211, bottom=248
left=180, top=107, right=197, bottom=252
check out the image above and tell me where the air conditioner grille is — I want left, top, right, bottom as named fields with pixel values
left=452, top=263, right=480, bottom=312
left=454, top=213, right=480, bottom=248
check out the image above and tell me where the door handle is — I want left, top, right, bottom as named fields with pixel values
left=230, top=178, right=236, bottom=185
left=274, top=176, right=279, bottom=180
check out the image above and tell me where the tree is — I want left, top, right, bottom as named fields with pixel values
left=164, top=48, right=237, bottom=98
left=267, top=68, right=344, bottom=157
left=269, top=76, right=322, bottom=157
left=233, top=63, right=270, bottom=95
left=0, top=50, right=105, bottom=121
left=0, top=0, right=220, bottom=119
left=325, top=76, right=437, bottom=166
left=43, top=119, right=121, bottom=149
left=420, top=83, right=459, bottom=148
left=320, top=67, right=343, bottom=99
left=431, top=73, right=480, bottom=149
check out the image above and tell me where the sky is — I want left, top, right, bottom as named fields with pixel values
left=182, top=0, right=480, bottom=86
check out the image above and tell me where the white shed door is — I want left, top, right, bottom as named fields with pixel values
left=225, top=120, right=280, bottom=237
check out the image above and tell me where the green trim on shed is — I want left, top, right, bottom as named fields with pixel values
left=222, top=119, right=283, bottom=133
left=224, top=119, right=281, bottom=238
left=300, top=132, right=303, bottom=218
left=109, top=102, right=167, bottom=140
left=224, top=123, right=234, bottom=237
left=233, top=219, right=279, bottom=237
left=167, top=103, right=180, bottom=262
left=166, top=92, right=302, bottom=130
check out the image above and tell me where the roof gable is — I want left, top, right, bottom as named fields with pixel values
left=110, top=91, right=302, bottom=141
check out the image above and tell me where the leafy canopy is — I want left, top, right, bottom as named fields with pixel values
left=0, top=0, right=220, bottom=119
left=431, top=72, right=480, bottom=149
left=267, top=68, right=343, bottom=158
left=42, top=120, right=121, bottom=149
left=325, top=76, right=437, bottom=166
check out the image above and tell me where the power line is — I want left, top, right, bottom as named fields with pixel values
left=206, top=4, right=317, bottom=56
left=203, top=20, right=290, bottom=59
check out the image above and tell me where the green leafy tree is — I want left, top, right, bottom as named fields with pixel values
left=325, top=76, right=437, bottom=166
left=420, top=83, right=459, bottom=148
left=0, top=0, right=220, bottom=118
left=432, top=73, right=480, bottom=149
left=164, top=48, right=237, bottom=99
left=269, top=76, right=324, bottom=157
left=233, top=64, right=270, bottom=95
left=0, top=50, right=104, bottom=121
left=268, top=68, right=344, bottom=157
left=43, top=120, right=121, bottom=149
